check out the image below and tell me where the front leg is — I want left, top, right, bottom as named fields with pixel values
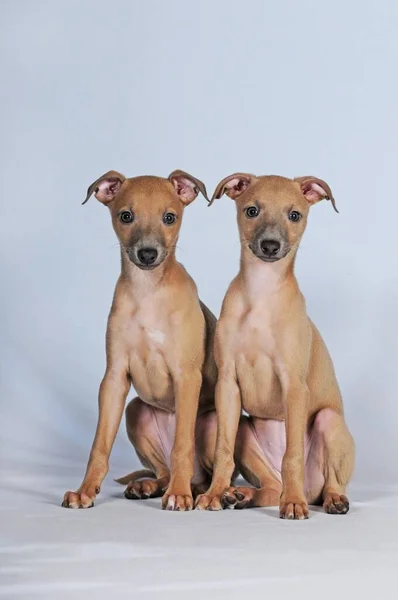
left=279, top=382, right=310, bottom=520
left=195, top=373, right=241, bottom=510
left=162, top=372, right=202, bottom=511
left=62, top=367, right=130, bottom=508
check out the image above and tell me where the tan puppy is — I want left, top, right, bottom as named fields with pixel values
left=196, top=174, right=355, bottom=519
left=63, top=170, right=217, bottom=511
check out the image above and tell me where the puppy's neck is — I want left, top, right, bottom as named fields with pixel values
left=240, top=247, right=297, bottom=302
left=121, top=251, right=177, bottom=299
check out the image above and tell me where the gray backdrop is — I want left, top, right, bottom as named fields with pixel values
left=1, top=0, right=398, bottom=488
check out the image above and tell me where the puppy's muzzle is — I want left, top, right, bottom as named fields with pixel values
left=126, top=240, right=166, bottom=270
left=250, top=235, right=288, bottom=262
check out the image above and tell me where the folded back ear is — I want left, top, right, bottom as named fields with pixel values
left=295, top=176, right=338, bottom=213
left=82, top=171, right=126, bottom=205
left=209, top=173, right=255, bottom=206
left=168, top=170, right=209, bottom=205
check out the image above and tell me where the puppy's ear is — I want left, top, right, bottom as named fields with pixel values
left=82, top=171, right=126, bottom=205
left=210, top=173, right=255, bottom=206
left=168, top=170, right=209, bottom=205
left=295, top=176, right=338, bottom=213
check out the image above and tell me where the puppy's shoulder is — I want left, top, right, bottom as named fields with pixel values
left=108, top=276, right=134, bottom=316
left=220, top=275, right=245, bottom=317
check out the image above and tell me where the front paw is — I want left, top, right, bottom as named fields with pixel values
left=62, top=485, right=100, bottom=509
left=161, top=488, right=193, bottom=511
left=194, top=492, right=224, bottom=511
left=279, top=497, right=309, bottom=520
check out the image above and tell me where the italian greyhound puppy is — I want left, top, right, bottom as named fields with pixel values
left=196, top=174, right=355, bottom=519
left=63, top=170, right=218, bottom=511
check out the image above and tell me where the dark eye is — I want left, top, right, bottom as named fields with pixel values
left=120, top=211, right=134, bottom=224
left=288, top=211, right=301, bottom=222
left=163, top=212, right=176, bottom=225
left=245, top=206, right=259, bottom=218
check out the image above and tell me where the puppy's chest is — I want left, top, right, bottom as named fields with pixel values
left=124, top=307, right=174, bottom=406
left=125, top=307, right=170, bottom=353
left=234, top=308, right=283, bottom=419
left=235, top=309, right=278, bottom=359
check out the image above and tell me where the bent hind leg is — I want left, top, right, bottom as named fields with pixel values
left=118, top=397, right=171, bottom=499
left=306, top=408, right=355, bottom=514
left=221, top=416, right=282, bottom=509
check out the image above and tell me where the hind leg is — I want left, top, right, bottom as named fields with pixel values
left=124, top=399, right=217, bottom=507
left=306, top=408, right=355, bottom=514
left=222, top=411, right=354, bottom=516
left=123, top=398, right=172, bottom=500
left=221, top=416, right=282, bottom=509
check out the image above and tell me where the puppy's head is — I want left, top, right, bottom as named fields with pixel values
left=83, top=170, right=208, bottom=270
left=211, top=173, right=337, bottom=263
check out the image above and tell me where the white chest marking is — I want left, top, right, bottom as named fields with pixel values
left=146, top=328, right=166, bottom=345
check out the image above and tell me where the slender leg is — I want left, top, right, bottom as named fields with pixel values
left=306, top=408, right=355, bottom=514
left=195, top=374, right=241, bottom=510
left=279, top=383, right=310, bottom=520
left=63, top=367, right=130, bottom=508
left=162, top=373, right=203, bottom=511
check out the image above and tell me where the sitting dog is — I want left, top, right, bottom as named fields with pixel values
left=196, top=173, right=355, bottom=519
left=63, top=170, right=217, bottom=511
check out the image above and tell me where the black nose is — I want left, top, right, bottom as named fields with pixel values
left=260, top=239, right=280, bottom=257
left=137, top=247, right=158, bottom=265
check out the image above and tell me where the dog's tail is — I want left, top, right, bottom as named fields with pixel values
left=114, top=469, right=156, bottom=486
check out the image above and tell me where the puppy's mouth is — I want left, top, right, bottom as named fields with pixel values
left=257, top=255, right=282, bottom=263
left=132, top=262, right=159, bottom=271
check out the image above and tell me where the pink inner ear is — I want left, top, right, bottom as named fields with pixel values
left=172, top=177, right=197, bottom=202
left=302, top=181, right=328, bottom=203
left=224, top=177, right=250, bottom=198
left=95, top=178, right=122, bottom=202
